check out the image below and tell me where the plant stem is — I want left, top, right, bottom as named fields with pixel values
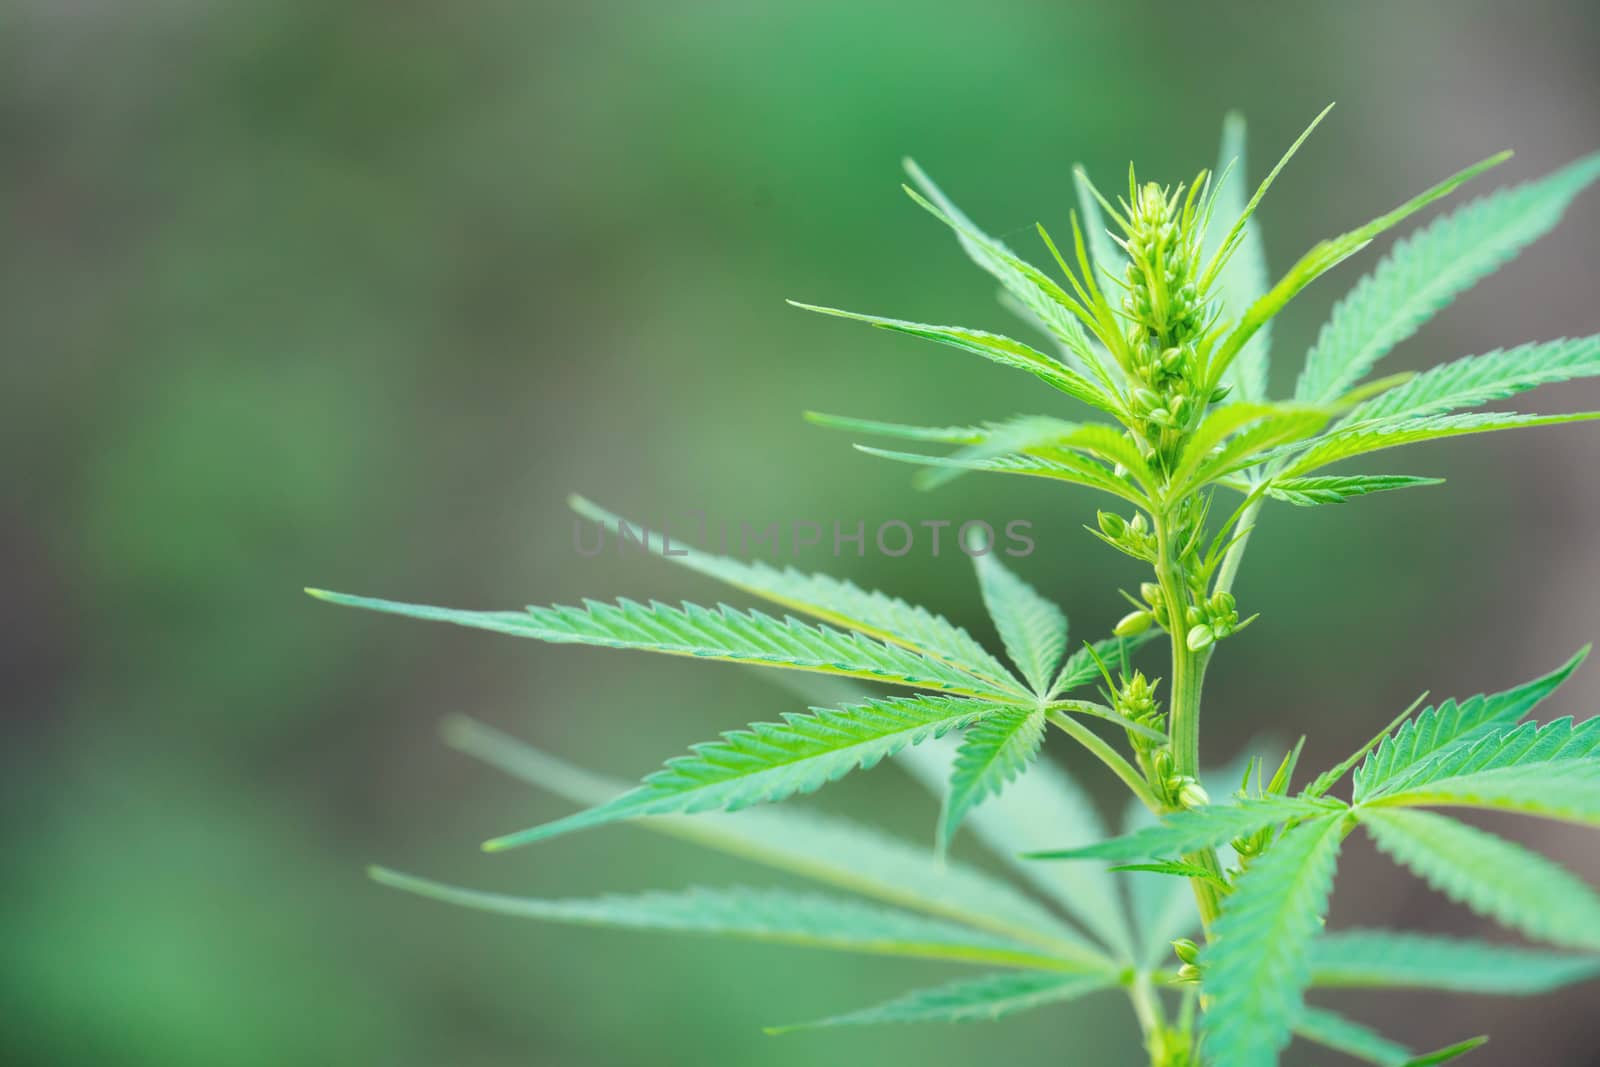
left=1169, top=643, right=1226, bottom=931
left=1046, top=709, right=1162, bottom=812
left=1213, top=495, right=1263, bottom=597
left=1127, top=971, right=1167, bottom=1063
left=1156, top=509, right=1227, bottom=933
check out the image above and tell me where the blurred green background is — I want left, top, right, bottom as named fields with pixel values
left=4, top=2, right=1598, bottom=1064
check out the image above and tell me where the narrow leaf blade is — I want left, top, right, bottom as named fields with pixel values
left=372, top=871, right=1078, bottom=970
left=1207, top=113, right=1273, bottom=401
left=1030, top=795, right=1339, bottom=862
left=445, top=716, right=1107, bottom=962
left=940, top=706, right=1047, bottom=850
left=899, top=735, right=1137, bottom=960
left=765, top=969, right=1115, bottom=1033
left=1295, top=1006, right=1414, bottom=1067
left=1339, top=335, right=1600, bottom=426
left=973, top=551, right=1068, bottom=694
left=1355, top=648, right=1588, bottom=800
left=569, top=496, right=1022, bottom=693
left=308, top=590, right=1015, bottom=698
left=1360, top=807, right=1600, bottom=950
left=1296, top=151, right=1600, bottom=403
left=1266, top=474, right=1443, bottom=506
left=788, top=303, right=1117, bottom=412
left=1311, top=929, right=1600, bottom=994
left=480, top=694, right=1005, bottom=850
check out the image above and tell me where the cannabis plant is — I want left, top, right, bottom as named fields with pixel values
left=313, top=109, right=1600, bottom=1065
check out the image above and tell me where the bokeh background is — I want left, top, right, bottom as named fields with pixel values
left=5, top=2, right=1599, bottom=1065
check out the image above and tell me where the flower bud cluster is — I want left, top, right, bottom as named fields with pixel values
left=1171, top=938, right=1203, bottom=985
left=1095, top=509, right=1157, bottom=563
left=1114, top=580, right=1170, bottom=638
left=1143, top=746, right=1210, bottom=811
left=1123, top=183, right=1207, bottom=345
left=1114, top=670, right=1164, bottom=746
left=1183, top=590, right=1247, bottom=652
left=1231, top=823, right=1273, bottom=864
left=1116, top=179, right=1222, bottom=465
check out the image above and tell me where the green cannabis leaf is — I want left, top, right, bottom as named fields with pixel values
left=765, top=970, right=1117, bottom=1034
left=370, top=870, right=1081, bottom=970
left=1359, top=808, right=1600, bottom=950
left=315, top=108, right=1600, bottom=1066
left=1199, top=816, right=1348, bottom=1067
left=1309, top=930, right=1600, bottom=993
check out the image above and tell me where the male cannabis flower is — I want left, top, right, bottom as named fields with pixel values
left=319, top=109, right=1600, bottom=1067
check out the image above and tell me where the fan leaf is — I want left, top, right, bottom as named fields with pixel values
left=1173, top=406, right=1330, bottom=492
left=765, top=969, right=1116, bottom=1034
left=479, top=694, right=1008, bottom=850
left=371, top=872, right=1081, bottom=970
left=940, top=707, right=1047, bottom=850
left=1028, top=795, right=1340, bottom=862
left=1295, top=1006, right=1416, bottom=1067
left=853, top=444, right=1148, bottom=505
left=1206, top=113, right=1274, bottom=402
left=1372, top=760, right=1600, bottom=827
left=307, top=590, right=1016, bottom=699
left=1296, top=151, right=1600, bottom=404
left=912, top=415, right=1085, bottom=490
left=1281, top=410, right=1600, bottom=479
left=1199, top=815, right=1348, bottom=1067
left=1265, top=474, right=1443, bottom=506
left=568, top=496, right=1022, bottom=694
left=1310, top=929, right=1600, bottom=994
left=445, top=716, right=1108, bottom=962
left=1051, top=634, right=1154, bottom=697
left=1354, top=649, right=1587, bottom=800
left=788, top=303, right=1116, bottom=412
left=1213, top=151, right=1510, bottom=391
left=1378, top=714, right=1600, bottom=795
left=1360, top=807, right=1600, bottom=950
left=803, top=411, right=988, bottom=444
left=1340, top=335, right=1600, bottom=426
left=899, top=736, right=1137, bottom=960
left=973, top=551, right=1068, bottom=695
left=902, top=158, right=1103, bottom=376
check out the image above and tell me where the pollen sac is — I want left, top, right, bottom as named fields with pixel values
left=1114, top=610, right=1155, bottom=637
left=1167, top=775, right=1211, bottom=809
left=1116, top=670, right=1161, bottom=723
left=1097, top=510, right=1128, bottom=539
left=1115, top=171, right=1226, bottom=457
left=1122, top=181, right=1206, bottom=349
left=1185, top=623, right=1216, bottom=652
left=1095, top=509, right=1157, bottom=562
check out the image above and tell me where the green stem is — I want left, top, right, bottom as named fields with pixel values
left=1155, top=511, right=1226, bottom=933
left=1045, top=709, right=1162, bottom=812
left=1213, top=495, right=1263, bottom=597
left=1126, top=971, right=1167, bottom=1064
